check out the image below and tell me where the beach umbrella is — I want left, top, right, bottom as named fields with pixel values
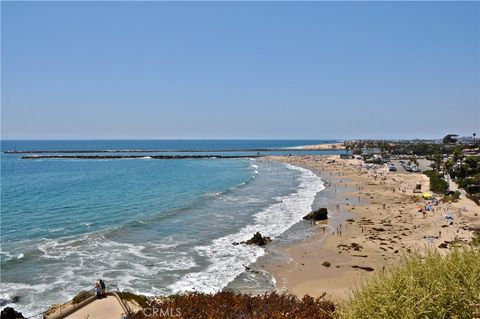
left=422, top=192, right=433, bottom=199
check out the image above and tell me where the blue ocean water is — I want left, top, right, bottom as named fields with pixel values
left=0, top=140, right=329, bottom=314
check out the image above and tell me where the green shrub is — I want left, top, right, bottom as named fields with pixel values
left=339, top=248, right=480, bottom=319
left=72, top=290, right=94, bottom=304
left=118, top=291, right=150, bottom=308
left=442, top=191, right=461, bottom=202
left=424, top=170, right=449, bottom=194
left=472, top=233, right=480, bottom=247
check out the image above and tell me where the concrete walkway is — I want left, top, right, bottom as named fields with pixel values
left=63, top=295, right=126, bottom=319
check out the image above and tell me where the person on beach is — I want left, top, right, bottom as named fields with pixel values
left=99, top=279, right=106, bottom=297
left=95, top=282, right=102, bottom=298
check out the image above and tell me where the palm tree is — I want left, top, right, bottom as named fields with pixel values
left=473, top=133, right=476, bottom=143
left=345, top=144, right=351, bottom=155
left=452, top=145, right=464, bottom=163
left=432, top=152, right=443, bottom=172
left=444, top=159, right=454, bottom=175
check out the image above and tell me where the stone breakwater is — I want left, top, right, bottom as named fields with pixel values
left=21, top=155, right=264, bottom=160
left=6, top=148, right=329, bottom=154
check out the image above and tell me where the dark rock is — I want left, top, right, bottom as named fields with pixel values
left=0, top=296, right=20, bottom=307
left=322, top=261, right=331, bottom=267
left=0, top=307, right=25, bottom=319
left=346, top=219, right=356, bottom=223
left=438, top=242, right=448, bottom=249
left=352, top=265, right=374, bottom=272
left=232, top=242, right=240, bottom=246
left=245, top=232, right=271, bottom=246
left=243, top=265, right=260, bottom=274
left=303, top=208, right=328, bottom=221
left=351, top=243, right=362, bottom=250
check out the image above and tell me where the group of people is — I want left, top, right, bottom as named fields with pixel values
left=95, top=279, right=106, bottom=298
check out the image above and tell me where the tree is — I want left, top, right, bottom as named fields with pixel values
left=432, top=152, right=443, bottom=172
left=443, top=134, right=458, bottom=144
left=452, top=145, right=464, bottom=163
left=444, top=159, right=454, bottom=175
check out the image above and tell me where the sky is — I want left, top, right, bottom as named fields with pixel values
left=1, top=1, right=479, bottom=140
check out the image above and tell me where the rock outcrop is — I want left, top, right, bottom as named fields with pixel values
left=303, top=208, right=329, bottom=221
left=244, top=232, right=272, bottom=246
left=0, top=307, right=25, bottom=319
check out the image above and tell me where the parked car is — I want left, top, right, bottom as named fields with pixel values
left=410, top=165, right=420, bottom=172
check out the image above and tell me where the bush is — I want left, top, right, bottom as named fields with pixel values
left=72, top=290, right=94, bottom=304
left=118, top=291, right=150, bottom=308
left=339, top=248, right=480, bottom=319
left=442, top=191, right=461, bottom=202
left=424, top=170, right=449, bottom=194
left=131, top=291, right=335, bottom=319
left=471, top=233, right=480, bottom=247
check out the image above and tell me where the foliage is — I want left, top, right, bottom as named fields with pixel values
left=339, top=248, right=480, bottom=319
left=72, top=290, right=94, bottom=304
left=471, top=232, right=480, bottom=247
left=352, top=149, right=362, bottom=155
left=452, top=145, right=465, bottom=163
left=442, top=134, right=459, bottom=144
left=431, top=152, right=443, bottom=172
left=451, top=155, right=480, bottom=203
left=424, top=170, right=449, bottom=194
left=464, top=156, right=480, bottom=174
left=119, top=291, right=150, bottom=308
left=131, top=291, right=335, bottom=319
left=442, top=191, right=460, bottom=203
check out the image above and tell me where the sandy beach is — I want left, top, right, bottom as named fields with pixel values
left=263, top=155, right=479, bottom=302
left=299, top=143, right=346, bottom=150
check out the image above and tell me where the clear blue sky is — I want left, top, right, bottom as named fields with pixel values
left=2, top=1, right=479, bottom=140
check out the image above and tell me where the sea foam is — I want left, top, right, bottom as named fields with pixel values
left=168, top=164, right=324, bottom=293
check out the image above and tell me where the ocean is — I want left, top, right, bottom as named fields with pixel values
left=0, top=140, right=338, bottom=315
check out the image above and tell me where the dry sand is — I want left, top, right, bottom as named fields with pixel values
left=263, top=155, right=479, bottom=303
left=299, top=143, right=346, bottom=150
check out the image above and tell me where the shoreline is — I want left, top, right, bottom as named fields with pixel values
left=297, top=142, right=346, bottom=151
left=5, top=154, right=479, bottom=315
left=260, top=155, right=479, bottom=302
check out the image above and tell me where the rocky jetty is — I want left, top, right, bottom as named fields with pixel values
left=22, top=154, right=262, bottom=160
left=303, top=207, right=329, bottom=221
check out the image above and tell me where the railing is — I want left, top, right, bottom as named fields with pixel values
left=46, top=288, right=98, bottom=319
left=20, top=288, right=97, bottom=319
left=22, top=283, right=135, bottom=319
left=108, top=283, right=134, bottom=315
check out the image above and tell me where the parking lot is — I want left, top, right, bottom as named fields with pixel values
left=387, top=159, right=432, bottom=173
